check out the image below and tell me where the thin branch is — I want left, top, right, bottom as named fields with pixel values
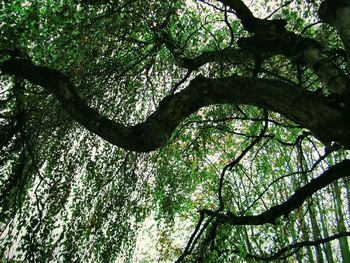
left=301, top=21, right=322, bottom=35
left=170, top=70, right=192, bottom=95
left=240, top=141, right=339, bottom=215
left=176, top=215, right=215, bottom=263
left=263, top=0, right=294, bottom=20
left=218, top=110, right=268, bottom=210
left=224, top=6, right=235, bottom=47
left=242, top=231, right=350, bottom=261
left=201, top=159, right=350, bottom=225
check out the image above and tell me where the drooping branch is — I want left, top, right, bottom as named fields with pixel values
left=1, top=58, right=350, bottom=152
left=201, top=159, right=350, bottom=225
left=0, top=78, right=26, bottom=149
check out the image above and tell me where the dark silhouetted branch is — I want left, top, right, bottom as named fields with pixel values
left=2, top=59, right=350, bottom=152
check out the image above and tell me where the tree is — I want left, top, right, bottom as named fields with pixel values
left=0, top=0, right=350, bottom=262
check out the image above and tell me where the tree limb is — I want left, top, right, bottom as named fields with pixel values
left=1, top=59, right=350, bottom=152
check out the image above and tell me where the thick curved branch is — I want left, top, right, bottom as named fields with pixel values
left=2, top=59, right=350, bottom=152
left=201, top=159, right=350, bottom=225
left=179, top=34, right=350, bottom=97
left=171, top=0, right=350, bottom=100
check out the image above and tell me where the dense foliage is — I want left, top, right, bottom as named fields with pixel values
left=1, top=0, right=350, bottom=262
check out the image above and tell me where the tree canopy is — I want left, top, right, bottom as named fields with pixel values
left=1, top=0, right=350, bottom=262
